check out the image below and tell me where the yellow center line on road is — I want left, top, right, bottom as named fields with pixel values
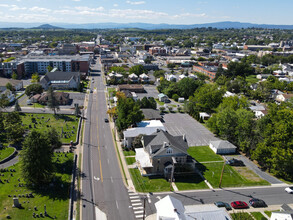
left=95, top=78, right=104, bottom=183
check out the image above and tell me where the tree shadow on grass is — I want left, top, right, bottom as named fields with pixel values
left=29, top=175, right=71, bottom=201
left=53, top=159, right=74, bottom=175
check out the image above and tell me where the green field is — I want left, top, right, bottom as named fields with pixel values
left=0, top=153, right=73, bottom=219
left=246, top=75, right=259, bottom=84
left=123, top=150, right=135, bottom=156
left=0, top=147, right=15, bottom=161
left=231, top=212, right=254, bottom=220
left=197, top=162, right=269, bottom=188
left=251, top=212, right=267, bottom=220
left=126, top=157, right=136, bottom=165
left=175, top=175, right=209, bottom=190
left=187, top=146, right=223, bottom=162
left=129, top=168, right=171, bottom=192
left=21, top=113, right=79, bottom=144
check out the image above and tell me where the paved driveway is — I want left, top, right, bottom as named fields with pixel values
left=225, top=155, right=284, bottom=185
left=136, top=85, right=160, bottom=99
left=162, top=113, right=219, bottom=146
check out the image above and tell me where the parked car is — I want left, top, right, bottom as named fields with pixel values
left=285, top=187, right=293, bottom=194
left=249, top=198, right=267, bottom=207
left=231, top=201, right=249, bottom=209
left=214, top=201, right=232, bottom=210
left=104, top=118, right=109, bottom=123
left=226, top=158, right=244, bottom=166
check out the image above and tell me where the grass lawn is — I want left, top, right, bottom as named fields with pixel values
left=175, top=175, right=209, bottom=190
left=187, top=146, right=223, bottom=162
left=123, top=150, right=135, bottom=156
left=107, top=88, right=116, bottom=97
left=197, top=162, right=269, bottom=188
left=231, top=212, right=254, bottom=220
left=20, top=113, right=79, bottom=144
left=251, top=212, right=267, bottom=220
left=155, top=99, right=165, bottom=106
left=129, top=168, right=170, bottom=192
left=0, top=147, right=15, bottom=161
left=0, top=153, right=73, bottom=220
left=126, top=157, right=136, bottom=165
left=264, top=210, right=278, bottom=217
left=246, top=75, right=259, bottom=84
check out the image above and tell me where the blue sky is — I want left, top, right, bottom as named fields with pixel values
left=0, top=0, right=292, bottom=24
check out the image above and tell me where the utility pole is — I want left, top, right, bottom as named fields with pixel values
left=143, top=197, right=146, bottom=220
left=219, top=162, right=226, bottom=188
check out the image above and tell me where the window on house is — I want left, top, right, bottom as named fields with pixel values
left=166, top=148, right=173, bottom=154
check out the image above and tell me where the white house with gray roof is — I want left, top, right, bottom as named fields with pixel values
left=209, top=140, right=237, bottom=154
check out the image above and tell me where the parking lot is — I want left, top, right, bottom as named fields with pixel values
left=162, top=113, right=219, bottom=146
left=136, top=85, right=160, bottom=99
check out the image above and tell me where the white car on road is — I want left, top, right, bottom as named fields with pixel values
left=285, top=187, right=293, bottom=194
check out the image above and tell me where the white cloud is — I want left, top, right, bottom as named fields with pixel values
left=29, top=6, right=51, bottom=13
left=113, top=4, right=118, bottom=7
left=10, top=5, right=27, bottom=11
left=173, top=13, right=206, bottom=19
left=72, top=0, right=81, bottom=1
left=126, top=1, right=146, bottom=5
left=74, top=6, right=104, bottom=12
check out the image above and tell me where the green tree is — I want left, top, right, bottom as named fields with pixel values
left=116, top=97, right=144, bottom=132
left=46, top=128, right=62, bottom=150
left=31, top=73, right=40, bottom=83
left=3, top=112, right=24, bottom=144
left=20, top=130, right=54, bottom=185
left=25, top=83, right=43, bottom=96
left=154, top=70, right=165, bottom=78
left=47, top=65, right=53, bottom=72
left=14, top=100, right=21, bottom=112
left=0, top=94, right=9, bottom=111
left=132, top=134, right=143, bottom=149
left=129, top=65, right=147, bottom=75
left=11, top=72, right=18, bottom=80
left=172, top=94, right=179, bottom=101
left=47, top=86, right=60, bottom=115
left=5, top=83, right=14, bottom=92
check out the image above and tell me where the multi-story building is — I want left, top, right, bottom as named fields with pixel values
left=149, top=47, right=167, bottom=55
left=0, top=54, right=91, bottom=77
left=193, top=65, right=218, bottom=80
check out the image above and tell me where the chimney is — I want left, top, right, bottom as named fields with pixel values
left=163, top=142, right=168, bottom=148
left=183, top=134, right=186, bottom=142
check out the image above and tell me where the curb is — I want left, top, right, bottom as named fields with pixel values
left=0, top=147, right=17, bottom=165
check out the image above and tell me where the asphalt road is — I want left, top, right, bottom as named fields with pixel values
left=143, top=185, right=293, bottom=215
left=81, top=59, right=135, bottom=220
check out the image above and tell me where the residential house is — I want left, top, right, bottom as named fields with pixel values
left=38, top=92, right=70, bottom=105
left=40, top=71, right=80, bottom=90
left=135, top=129, right=193, bottom=176
left=155, top=195, right=232, bottom=220
left=123, top=120, right=165, bottom=148
left=139, top=73, right=149, bottom=83
left=141, top=109, right=162, bottom=121
left=209, top=140, right=237, bottom=154
left=0, top=77, right=23, bottom=92
left=128, top=73, right=139, bottom=83
left=166, top=74, right=177, bottom=82
left=178, top=74, right=187, bottom=81
left=158, top=93, right=169, bottom=102
left=1, top=89, right=15, bottom=103
left=276, top=93, right=293, bottom=102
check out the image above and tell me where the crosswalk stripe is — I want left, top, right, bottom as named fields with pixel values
left=135, top=215, right=143, bottom=218
left=131, top=199, right=141, bottom=202
left=133, top=206, right=143, bottom=210
left=132, top=203, right=142, bottom=206
left=134, top=210, right=144, bottom=214
left=129, top=193, right=137, bottom=196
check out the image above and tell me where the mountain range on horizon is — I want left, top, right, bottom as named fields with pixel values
left=0, top=21, right=292, bottom=30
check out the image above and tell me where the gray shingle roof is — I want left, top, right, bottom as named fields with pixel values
left=143, top=130, right=188, bottom=157
left=210, top=140, right=237, bottom=149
